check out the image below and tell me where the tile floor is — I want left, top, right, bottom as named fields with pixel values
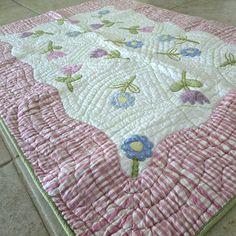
left=0, top=0, right=236, bottom=235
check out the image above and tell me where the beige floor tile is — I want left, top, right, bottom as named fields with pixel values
left=0, top=1, right=37, bottom=25
left=14, top=0, right=89, bottom=14
left=0, top=163, right=49, bottom=236
left=0, top=136, right=11, bottom=166
left=207, top=206, right=236, bottom=236
left=172, top=0, right=236, bottom=26
left=137, top=0, right=192, bottom=9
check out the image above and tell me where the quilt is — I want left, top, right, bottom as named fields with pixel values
left=0, top=0, right=236, bottom=235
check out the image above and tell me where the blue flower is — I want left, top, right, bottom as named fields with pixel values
left=98, top=10, right=110, bottom=15
left=158, top=34, right=174, bottom=42
left=126, top=40, right=144, bottom=49
left=111, top=92, right=135, bottom=109
left=66, top=31, right=81, bottom=37
left=180, top=47, right=201, bottom=57
left=121, top=135, right=154, bottom=161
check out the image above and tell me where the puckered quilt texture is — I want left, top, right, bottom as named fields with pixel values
left=0, top=0, right=236, bottom=235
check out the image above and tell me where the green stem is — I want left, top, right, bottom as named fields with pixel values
left=181, top=70, right=190, bottom=90
left=175, top=37, right=199, bottom=44
left=131, top=158, right=139, bottom=178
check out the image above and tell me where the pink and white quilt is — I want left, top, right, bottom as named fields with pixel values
left=0, top=0, right=236, bottom=235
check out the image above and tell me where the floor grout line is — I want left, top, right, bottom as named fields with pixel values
left=0, top=159, right=12, bottom=168
left=170, top=0, right=198, bottom=10
left=11, top=0, right=40, bottom=15
left=12, top=159, right=51, bottom=236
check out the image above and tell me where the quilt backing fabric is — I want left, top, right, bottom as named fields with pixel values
left=0, top=0, right=236, bottom=235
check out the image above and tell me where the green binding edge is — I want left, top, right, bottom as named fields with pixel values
left=1, top=117, right=236, bottom=236
left=0, top=117, right=75, bottom=236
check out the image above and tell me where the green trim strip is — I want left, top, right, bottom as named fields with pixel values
left=0, top=117, right=236, bottom=236
left=196, top=195, right=236, bottom=236
left=0, top=117, right=74, bottom=236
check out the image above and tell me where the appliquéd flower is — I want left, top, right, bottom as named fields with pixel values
left=121, top=135, right=154, bottom=178
left=62, top=65, right=82, bottom=76
left=126, top=40, right=144, bottom=49
left=181, top=90, right=210, bottom=105
left=121, top=135, right=154, bottom=161
left=111, top=92, right=135, bottom=109
left=47, top=51, right=66, bottom=61
left=180, top=47, right=201, bottom=57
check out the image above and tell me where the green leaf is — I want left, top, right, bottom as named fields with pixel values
left=53, top=46, right=63, bottom=50
left=109, top=84, right=125, bottom=89
left=57, top=18, right=65, bottom=25
left=35, top=30, right=44, bottom=35
left=128, top=84, right=140, bottom=93
left=110, top=50, right=121, bottom=58
left=55, top=77, right=67, bottom=83
left=106, top=22, right=115, bottom=27
left=130, top=25, right=140, bottom=29
left=186, top=79, right=203, bottom=88
left=70, top=75, right=82, bottom=82
left=129, top=28, right=139, bottom=34
left=66, top=82, right=74, bottom=92
left=170, top=82, right=184, bottom=92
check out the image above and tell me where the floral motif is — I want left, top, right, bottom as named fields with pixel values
left=90, top=20, right=123, bottom=30
left=106, top=39, right=144, bottom=49
left=111, top=92, right=135, bottom=109
left=119, top=25, right=154, bottom=34
left=20, top=30, right=54, bottom=38
left=157, top=47, right=201, bottom=61
left=65, top=31, right=81, bottom=37
left=220, top=53, right=236, bottom=67
left=90, top=49, right=108, bottom=58
left=90, top=23, right=104, bottom=30
left=139, top=26, right=154, bottom=32
left=109, top=76, right=140, bottom=108
left=47, top=51, right=66, bottom=61
left=62, top=65, right=82, bottom=76
left=158, top=34, right=200, bottom=44
left=55, top=64, right=83, bottom=92
left=57, top=18, right=80, bottom=25
left=20, top=32, right=33, bottom=38
left=180, top=47, right=201, bottom=57
left=110, top=75, right=140, bottom=93
left=181, top=90, right=210, bottom=105
left=121, top=135, right=154, bottom=177
left=126, top=40, right=144, bottom=49
left=158, top=34, right=174, bottom=42
left=90, top=48, right=129, bottom=60
left=42, top=41, right=65, bottom=61
left=170, top=70, right=209, bottom=105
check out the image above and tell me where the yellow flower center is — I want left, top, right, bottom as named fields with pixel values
left=118, top=96, right=127, bottom=104
left=130, top=141, right=144, bottom=152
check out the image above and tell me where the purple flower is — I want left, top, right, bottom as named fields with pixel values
left=181, top=90, right=210, bottom=105
left=139, top=26, right=154, bottom=32
left=68, top=19, right=80, bottom=24
left=62, top=65, right=82, bottom=76
left=90, top=49, right=108, bottom=58
left=90, top=23, right=104, bottom=30
left=47, top=51, right=66, bottom=61
left=180, top=47, right=201, bottom=57
left=20, top=32, right=33, bottom=38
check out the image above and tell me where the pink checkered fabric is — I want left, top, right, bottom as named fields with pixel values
left=0, top=1, right=236, bottom=235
